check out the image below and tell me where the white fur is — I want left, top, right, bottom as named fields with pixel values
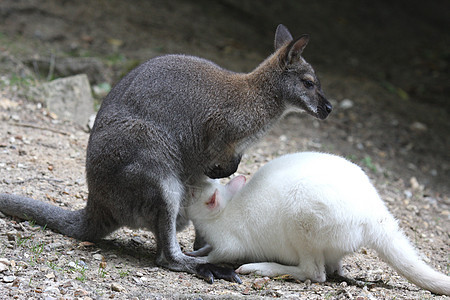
left=188, top=152, right=450, bottom=295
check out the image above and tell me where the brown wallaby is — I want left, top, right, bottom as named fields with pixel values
left=0, top=24, right=332, bottom=283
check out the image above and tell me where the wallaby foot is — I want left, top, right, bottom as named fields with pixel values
left=156, top=251, right=240, bottom=284
left=196, top=263, right=242, bottom=284
left=236, top=261, right=326, bottom=282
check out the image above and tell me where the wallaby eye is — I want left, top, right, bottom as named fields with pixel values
left=302, top=79, right=314, bottom=89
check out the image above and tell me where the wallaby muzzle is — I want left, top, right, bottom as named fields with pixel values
left=317, top=96, right=332, bottom=120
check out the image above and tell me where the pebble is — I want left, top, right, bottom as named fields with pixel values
left=0, top=258, right=10, bottom=266
left=410, top=121, right=427, bottom=132
left=93, top=253, right=103, bottom=261
left=0, top=263, right=8, bottom=272
left=3, top=275, right=16, bottom=282
left=111, top=283, right=125, bottom=292
left=252, top=277, right=270, bottom=290
left=339, top=98, right=354, bottom=109
left=45, top=242, right=65, bottom=251
left=44, top=285, right=60, bottom=294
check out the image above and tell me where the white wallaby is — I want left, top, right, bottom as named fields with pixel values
left=188, top=152, right=450, bottom=295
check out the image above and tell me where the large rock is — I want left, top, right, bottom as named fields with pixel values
left=25, top=57, right=111, bottom=85
left=31, top=74, right=95, bottom=128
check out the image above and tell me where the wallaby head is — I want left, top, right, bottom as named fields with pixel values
left=190, top=176, right=246, bottom=218
left=273, top=24, right=332, bottom=119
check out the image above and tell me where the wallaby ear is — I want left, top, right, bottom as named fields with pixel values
left=285, top=34, right=310, bottom=65
left=274, top=24, right=293, bottom=50
left=206, top=189, right=220, bottom=210
left=226, top=175, right=246, bottom=195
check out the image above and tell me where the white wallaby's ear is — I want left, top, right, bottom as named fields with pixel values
left=206, top=189, right=220, bottom=210
left=226, top=175, right=246, bottom=195
left=286, top=34, right=310, bottom=64
left=274, top=24, right=293, bottom=50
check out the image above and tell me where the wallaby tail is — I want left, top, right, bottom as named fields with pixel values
left=0, top=193, right=92, bottom=240
left=370, top=218, right=450, bottom=295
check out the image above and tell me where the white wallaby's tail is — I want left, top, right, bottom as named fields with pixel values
left=370, top=220, right=450, bottom=295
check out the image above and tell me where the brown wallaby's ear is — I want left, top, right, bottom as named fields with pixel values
left=285, top=34, right=310, bottom=65
left=274, top=24, right=293, bottom=50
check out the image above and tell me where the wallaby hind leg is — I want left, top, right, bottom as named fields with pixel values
left=76, top=199, right=121, bottom=242
left=237, top=250, right=326, bottom=282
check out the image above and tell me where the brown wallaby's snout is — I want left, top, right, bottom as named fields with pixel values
left=317, top=93, right=332, bottom=120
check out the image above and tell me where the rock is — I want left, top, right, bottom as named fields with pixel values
left=29, top=74, right=95, bottom=128
left=45, top=242, right=65, bottom=251
left=74, top=289, right=89, bottom=297
left=0, top=263, right=8, bottom=272
left=88, top=113, right=97, bottom=131
left=410, top=121, right=427, bottom=132
left=0, top=258, right=10, bottom=266
left=409, top=176, right=422, bottom=191
left=3, top=275, right=15, bottom=283
left=339, top=98, right=354, bottom=109
left=111, top=283, right=125, bottom=292
left=252, top=277, right=270, bottom=290
left=25, top=57, right=111, bottom=85
left=44, top=285, right=60, bottom=294
left=93, top=253, right=103, bottom=261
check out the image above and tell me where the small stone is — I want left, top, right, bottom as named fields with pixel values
left=0, top=263, right=8, bottom=272
left=252, top=277, right=270, bottom=290
left=79, top=241, right=95, bottom=247
left=3, top=275, right=16, bottom=283
left=44, top=285, right=60, bottom=294
left=409, top=176, right=421, bottom=190
left=74, top=289, right=89, bottom=297
left=410, top=121, right=427, bottom=132
left=45, top=242, right=65, bottom=251
left=0, top=258, right=10, bottom=266
left=339, top=98, right=354, bottom=109
left=111, top=283, right=125, bottom=292
left=93, top=253, right=103, bottom=261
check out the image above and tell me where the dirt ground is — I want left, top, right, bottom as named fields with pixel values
left=0, top=0, right=449, bottom=299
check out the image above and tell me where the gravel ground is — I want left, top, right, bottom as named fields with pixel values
left=0, top=86, right=448, bottom=299
left=0, top=0, right=448, bottom=298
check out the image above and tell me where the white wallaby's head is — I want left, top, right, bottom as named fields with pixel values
left=274, top=24, right=332, bottom=120
left=190, top=176, right=246, bottom=218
